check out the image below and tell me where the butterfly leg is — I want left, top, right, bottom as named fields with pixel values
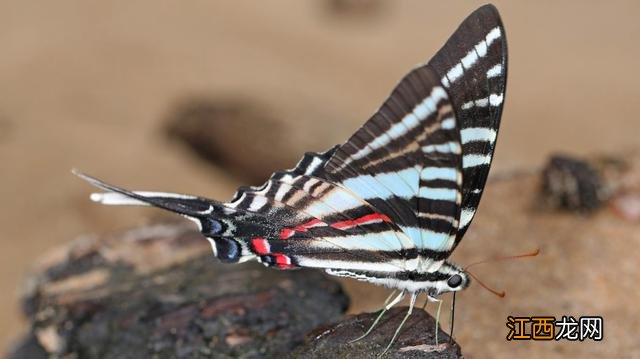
left=449, top=292, right=456, bottom=344
left=434, top=297, right=443, bottom=345
left=350, top=290, right=402, bottom=343
left=379, top=292, right=418, bottom=356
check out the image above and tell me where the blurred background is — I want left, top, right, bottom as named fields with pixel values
left=1, top=1, right=639, bottom=357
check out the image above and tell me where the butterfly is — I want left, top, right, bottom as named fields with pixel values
left=76, top=4, right=507, bottom=352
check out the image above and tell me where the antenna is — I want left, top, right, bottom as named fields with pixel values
left=464, top=248, right=540, bottom=271
left=464, top=248, right=540, bottom=298
left=466, top=270, right=506, bottom=297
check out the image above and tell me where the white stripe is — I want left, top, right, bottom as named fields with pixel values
left=461, top=48, right=479, bottom=69
left=255, top=180, right=272, bottom=195
left=476, top=98, right=490, bottom=107
left=90, top=191, right=198, bottom=205
left=420, top=167, right=458, bottom=182
left=486, top=27, right=502, bottom=47
left=440, top=117, right=456, bottom=129
left=459, top=208, right=475, bottom=228
left=442, top=26, right=502, bottom=88
left=274, top=184, right=290, bottom=201
left=475, top=40, right=488, bottom=57
left=418, top=187, right=458, bottom=201
left=460, top=127, right=497, bottom=144
left=132, top=191, right=196, bottom=199
left=277, top=174, right=297, bottom=185
left=304, top=156, right=324, bottom=175
left=489, top=93, right=503, bottom=106
left=441, top=76, right=450, bottom=88
left=298, top=257, right=419, bottom=272
left=204, top=237, right=218, bottom=257
left=460, top=94, right=502, bottom=110
left=197, top=205, right=214, bottom=215
left=421, top=141, right=461, bottom=154
left=248, top=196, right=267, bottom=211
left=350, top=87, right=448, bottom=162
left=462, top=154, right=492, bottom=168
left=323, top=271, right=419, bottom=292
left=226, top=192, right=246, bottom=208
left=90, top=192, right=148, bottom=205
left=254, top=181, right=269, bottom=191
left=487, top=64, right=503, bottom=78
left=446, top=63, right=464, bottom=84
left=461, top=98, right=487, bottom=110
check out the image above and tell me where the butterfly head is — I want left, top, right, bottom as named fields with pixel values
left=427, top=261, right=470, bottom=297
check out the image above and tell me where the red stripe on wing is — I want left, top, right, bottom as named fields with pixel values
left=279, top=218, right=327, bottom=239
left=330, top=213, right=392, bottom=230
left=274, top=253, right=294, bottom=269
left=251, top=237, right=270, bottom=255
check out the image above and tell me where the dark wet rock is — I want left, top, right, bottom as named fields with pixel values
left=11, top=224, right=349, bottom=358
left=541, top=154, right=604, bottom=211
left=291, top=307, right=462, bottom=358
left=7, top=333, right=48, bottom=359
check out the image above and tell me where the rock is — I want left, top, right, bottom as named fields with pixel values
left=541, top=154, right=604, bottom=211
left=7, top=334, right=47, bottom=359
left=11, top=224, right=349, bottom=358
left=291, top=307, right=462, bottom=358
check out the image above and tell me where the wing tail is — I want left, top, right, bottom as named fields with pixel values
left=73, top=170, right=216, bottom=217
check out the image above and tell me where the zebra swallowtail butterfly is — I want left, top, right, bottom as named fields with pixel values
left=77, top=4, right=506, bottom=349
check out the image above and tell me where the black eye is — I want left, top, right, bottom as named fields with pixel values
left=447, top=274, right=463, bottom=288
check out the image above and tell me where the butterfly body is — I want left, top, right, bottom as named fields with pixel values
left=78, top=4, right=506, bottom=314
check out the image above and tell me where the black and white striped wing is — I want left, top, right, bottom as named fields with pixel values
left=324, top=65, right=463, bottom=265
left=323, top=4, right=507, bottom=259
left=221, top=148, right=417, bottom=272
left=80, top=148, right=417, bottom=273
left=428, top=4, right=507, bottom=248
left=80, top=4, right=506, bottom=275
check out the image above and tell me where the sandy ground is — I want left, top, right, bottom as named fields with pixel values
left=1, top=1, right=639, bottom=357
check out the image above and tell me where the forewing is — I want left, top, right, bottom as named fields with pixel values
left=427, top=4, right=508, bottom=248
left=323, top=65, right=463, bottom=261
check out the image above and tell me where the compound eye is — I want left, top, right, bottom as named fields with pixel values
left=447, top=274, right=463, bottom=288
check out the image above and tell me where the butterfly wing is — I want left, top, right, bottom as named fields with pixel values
left=78, top=150, right=415, bottom=273
left=427, top=4, right=508, bottom=248
left=221, top=148, right=416, bottom=272
left=79, top=4, right=506, bottom=275
left=323, top=64, right=463, bottom=268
